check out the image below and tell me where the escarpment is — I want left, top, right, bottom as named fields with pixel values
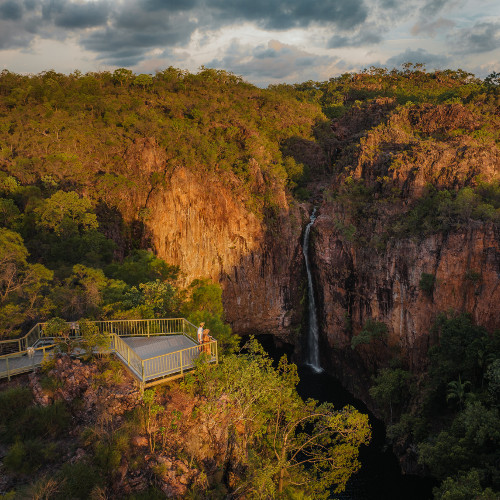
left=310, top=102, right=500, bottom=394
left=115, top=138, right=307, bottom=340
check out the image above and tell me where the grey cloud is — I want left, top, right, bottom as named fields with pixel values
left=142, top=0, right=197, bottom=12
left=419, top=0, right=451, bottom=17
left=207, top=0, right=368, bottom=30
left=411, top=17, right=455, bottom=37
left=0, top=0, right=372, bottom=67
left=82, top=10, right=196, bottom=65
left=0, top=0, right=23, bottom=20
left=0, top=20, right=34, bottom=49
left=386, top=48, right=450, bottom=68
left=23, top=0, right=36, bottom=10
left=0, top=0, right=41, bottom=49
left=208, top=39, right=338, bottom=83
left=450, top=22, right=500, bottom=54
left=41, top=0, right=109, bottom=29
left=328, top=29, right=382, bottom=48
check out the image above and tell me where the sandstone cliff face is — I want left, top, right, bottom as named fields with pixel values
left=116, top=138, right=307, bottom=339
left=310, top=102, right=500, bottom=393
left=311, top=212, right=500, bottom=385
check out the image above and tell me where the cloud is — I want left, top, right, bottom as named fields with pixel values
left=0, top=0, right=23, bottom=20
left=81, top=9, right=196, bottom=65
left=450, top=22, right=500, bottom=54
left=207, top=0, right=368, bottom=30
left=328, top=27, right=383, bottom=48
left=0, top=0, right=41, bottom=49
left=386, top=48, right=450, bottom=68
left=42, top=0, right=110, bottom=29
left=411, top=17, right=455, bottom=37
left=207, top=39, right=339, bottom=83
left=0, top=0, right=372, bottom=68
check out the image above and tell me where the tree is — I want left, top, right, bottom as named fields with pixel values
left=34, top=190, right=98, bottom=236
left=446, top=375, right=471, bottom=410
left=52, top=265, right=108, bottom=319
left=139, top=280, right=182, bottom=318
left=112, top=68, right=133, bottom=87
left=434, top=469, right=498, bottom=500
left=193, top=339, right=371, bottom=497
left=184, top=279, right=239, bottom=353
left=78, top=319, right=111, bottom=360
left=133, top=74, right=153, bottom=89
left=370, top=368, right=411, bottom=423
left=141, top=389, right=164, bottom=452
left=43, top=317, right=73, bottom=354
left=105, top=250, right=179, bottom=287
left=0, top=228, right=53, bottom=337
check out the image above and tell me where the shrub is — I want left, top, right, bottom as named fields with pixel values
left=57, top=461, right=103, bottom=499
left=419, top=272, right=436, bottom=296
left=4, top=438, right=58, bottom=474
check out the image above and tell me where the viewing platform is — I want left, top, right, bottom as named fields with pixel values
left=0, top=318, right=218, bottom=389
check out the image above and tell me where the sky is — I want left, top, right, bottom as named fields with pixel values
left=0, top=0, right=499, bottom=86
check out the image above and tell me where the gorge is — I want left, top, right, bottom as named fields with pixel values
left=1, top=67, right=499, bottom=497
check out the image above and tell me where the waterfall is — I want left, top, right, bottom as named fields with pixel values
left=303, top=209, right=322, bottom=373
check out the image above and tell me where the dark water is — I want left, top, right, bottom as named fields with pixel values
left=251, top=335, right=436, bottom=500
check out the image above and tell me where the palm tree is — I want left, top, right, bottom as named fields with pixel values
left=446, top=375, right=471, bottom=409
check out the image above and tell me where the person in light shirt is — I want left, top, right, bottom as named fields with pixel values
left=197, top=322, right=205, bottom=344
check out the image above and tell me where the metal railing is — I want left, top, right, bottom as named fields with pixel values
left=0, top=344, right=55, bottom=381
left=143, top=338, right=218, bottom=382
left=0, top=318, right=216, bottom=383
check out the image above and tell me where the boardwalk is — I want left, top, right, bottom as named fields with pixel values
left=0, top=319, right=218, bottom=386
left=116, top=335, right=213, bottom=383
left=0, top=350, right=49, bottom=379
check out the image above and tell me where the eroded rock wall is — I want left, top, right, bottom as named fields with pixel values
left=312, top=212, right=500, bottom=384
left=117, top=138, right=307, bottom=340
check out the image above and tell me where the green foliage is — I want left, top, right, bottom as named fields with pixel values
left=4, top=438, right=58, bottom=474
left=393, top=184, right=500, bottom=237
left=419, top=272, right=436, bottom=297
left=57, top=461, right=103, bottom=499
left=0, top=228, right=54, bottom=336
left=434, top=469, right=498, bottom=500
left=351, top=319, right=388, bottom=349
left=418, top=401, right=500, bottom=485
left=192, top=338, right=371, bottom=496
left=78, top=318, right=111, bottom=359
left=184, top=279, right=239, bottom=353
left=105, top=250, right=179, bottom=287
left=138, top=280, right=182, bottom=318
left=0, top=386, right=33, bottom=441
left=141, top=389, right=165, bottom=452
left=428, top=312, right=492, bottom=390
left=446, top=375, right=472, bottom=410
left=486, top=359, right=500, bottom=406
left=385, top=313, right=500, bottom=496
left=369, top=368, right=411, bottom=423
left=34, top=190, right=98, bottom=236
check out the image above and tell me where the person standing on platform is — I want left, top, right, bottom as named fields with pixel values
left=202, top=328, right=211, bottom=354
left=197, top=322, right=205, bottom=344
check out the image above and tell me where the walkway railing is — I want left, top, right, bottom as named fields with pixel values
left=0, top=318, right=215, bottom=383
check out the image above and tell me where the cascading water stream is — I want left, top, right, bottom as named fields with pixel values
left=303, top=208, right=322, bottom=373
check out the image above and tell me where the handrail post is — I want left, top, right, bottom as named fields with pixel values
left=180, top=350, right=183, bottom=375
left=147, top=321, right=150, bottom=338
left=127, top=345, right=130, bottom=365
left=142, top=361, right=145, bottom=383
left=18, top=339, right=21, bottom=352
